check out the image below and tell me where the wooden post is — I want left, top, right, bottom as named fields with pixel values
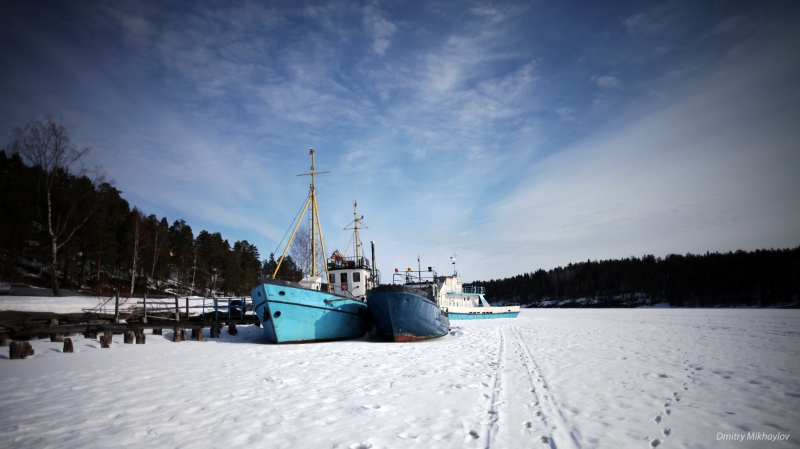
left=84, top=328, right=97, bottom=339
left=99, top=335, right=110, bottom=348
left=210, top=323, right=220, bottom=339
left=174, top=295, right=180, bottom=322
left=173, top=326, right=185, bottom=342
left=104, top=331, right=113, bottom=344
left=9, top=341, right=34, bottom=359
left=49, top=333, right=64, bottom=342
left=114, top=290, right=120, bottom=323
left=191, top=327, right=204, bottom=342
left=135, top=330, right=146, bottom=344
left=0, top=334, right=9, bottom=347
left=143, top=292, right=148, bottom=324
left=63, top=338, right=74, bottom=353
left=124, top=331, right=134, bottom=344
left=228, top=322, right=238, bottom=336
left=185, top=296, right=189, bottom=321
left=152, top=328, right=162, bottom=335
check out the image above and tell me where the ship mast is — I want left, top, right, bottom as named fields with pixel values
left=273, top=148, right=329, bottom=282
left=344, top=200, right=367, bottom=263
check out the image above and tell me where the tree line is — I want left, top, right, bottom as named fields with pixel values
left=0, top=117, right=302, bottom=297
left=473, top=248, right=800, bottom=307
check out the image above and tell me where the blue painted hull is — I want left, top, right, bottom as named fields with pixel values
left=251, top=280, right=369, bottom=344
left=367, top=287, right=450, bottom=342
left=449, top=311, right=520, bottom=320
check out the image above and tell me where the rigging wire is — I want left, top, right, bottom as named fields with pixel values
left=272, top=192, right=312, bottom=258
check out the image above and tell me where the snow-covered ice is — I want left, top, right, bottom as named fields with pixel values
left=1, top=309, right=798, bottom=448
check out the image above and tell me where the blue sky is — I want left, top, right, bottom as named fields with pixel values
left=2, top=1, right=799, bottom=282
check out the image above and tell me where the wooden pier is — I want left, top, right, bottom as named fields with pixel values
left=0, top=295, right=260, bottom=343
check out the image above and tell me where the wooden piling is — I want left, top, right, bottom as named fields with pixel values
left=191, top=328, right=204, bottom=342
left=152, top=328, right=162, bottom=335
left=100, top=335, right=111, bottom=348
left=135, top=330, right=146, bottom=344
left=124, top=331, right=134, bottom=344
left=9, top=341, right=34, bottom=359
left=210, top=323, right=220, bottom=339
left=63, top=338, right=74, bottom=353
left=228, top=322, right=238, bottom=336
left=0, top=334, right=8, bottom=347
left=84, top=328, right=97, bottom=339
left=172, top=327, right=185, bottom=342
left=49, top=333, right=64, bottom=342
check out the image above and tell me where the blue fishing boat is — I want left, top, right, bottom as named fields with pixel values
left=251, top=279, right=369, bottom=343
left=250, top=149, right=375, bottom=343
left=434, top=253, right=520, bottom=320
left=367, top=261, right=450, bottom=342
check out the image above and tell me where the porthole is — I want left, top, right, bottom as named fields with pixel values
left=257, top=291, right=261, bottom=297
left=274, top=311, right=281, bottom=318
left=279, top=291, right=285, bottom=296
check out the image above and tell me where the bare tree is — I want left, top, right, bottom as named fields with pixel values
left=290, top=224, right=312, bottom=276
left=10, top=116, right=105, bottom=296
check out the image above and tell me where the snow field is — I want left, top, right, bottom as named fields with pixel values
left=0, top=309, right=798, bottom=448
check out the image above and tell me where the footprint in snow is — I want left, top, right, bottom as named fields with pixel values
left=467, top=430, right=479, bottom=439
left=654, top=415, right=661, bottom=423
left=361, top=405, right=381, bottom=410
left=662, top=428, right=671, bottom=436
left=523, top=421, right=532, bottom=428
left=539, top=436, right=550, bottom=444
left=349, top=443, right=371, bottom=449
left=650, top=438, right=661, bottom=447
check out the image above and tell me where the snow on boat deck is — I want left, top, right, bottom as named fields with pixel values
left=0, top=309, right=798, bottom=448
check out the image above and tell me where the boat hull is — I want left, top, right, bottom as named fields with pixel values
left=448, top=311, right=520, bottom=320
left=251, top=280, right=369, bottom=344
left=367, top=286, right=450, bottom=342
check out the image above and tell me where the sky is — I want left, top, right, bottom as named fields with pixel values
left=1, top=0, right=799, bottom=282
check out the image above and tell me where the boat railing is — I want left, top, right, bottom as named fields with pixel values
left=327, top=255, right=371, bottom=270
left=392, top=268, right=438, bottom=286
left=462, top=285, right=485, bottom=294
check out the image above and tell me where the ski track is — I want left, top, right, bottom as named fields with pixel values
left=478, top=327, right=504, bottom=448
left=512, top=325, right=581, bottom=449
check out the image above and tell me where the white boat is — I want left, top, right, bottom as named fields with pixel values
left=434, top=254, right=520, bottom=320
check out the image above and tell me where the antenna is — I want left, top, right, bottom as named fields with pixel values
left=450, top=252, right=457, bottom=277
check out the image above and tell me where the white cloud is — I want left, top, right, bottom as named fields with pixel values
left=482, top=32, right=800, bottom=276
left=593, top=75, right=620, bottom=88
left=363, top=3, right=397, bottom=56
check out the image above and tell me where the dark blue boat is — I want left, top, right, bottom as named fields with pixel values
left=367, top=268, right=450, bottom=342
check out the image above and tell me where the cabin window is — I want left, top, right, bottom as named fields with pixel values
left=353, top=272, right=361, bottom=283
left=329, top=274, right=335, bottom=284
left=340, top=273, right=347, bottom=283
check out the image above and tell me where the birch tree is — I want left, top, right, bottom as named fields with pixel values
left=10, top=116, right=105, bottom=296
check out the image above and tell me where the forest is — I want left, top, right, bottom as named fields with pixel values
left=0, top=118, right=303, bottom=297
left=473, top=248, right=800, bottom=308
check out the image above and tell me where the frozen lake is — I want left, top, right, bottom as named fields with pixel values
left=1, top=309, right=798, bottom=448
